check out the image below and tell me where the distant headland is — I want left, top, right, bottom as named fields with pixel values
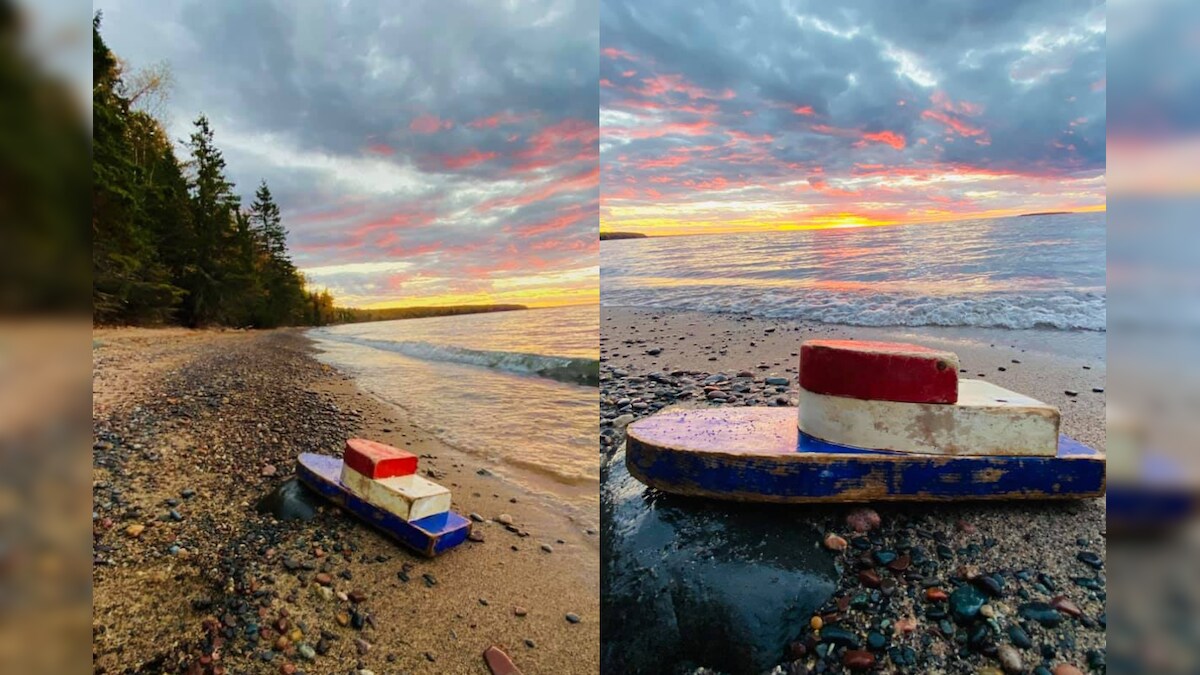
left=343, top=304, right=527, bottom=323
left=1017, top=211, right=1073, bottom=217
left=600, top=231, right=649, bottom=240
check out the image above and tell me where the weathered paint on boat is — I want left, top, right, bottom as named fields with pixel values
left=626, top=407, right=1105, bottom=502
left=340, top=466, right=453, bottom=522
left=297, top=453, right=470, bottom=557
left=799, top=339, right=959, bottom=403
left=799, top=379, right=1060, bottom=456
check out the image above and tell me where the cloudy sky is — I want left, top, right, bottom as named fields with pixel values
left=95, top=0, right=598, bottom=308
left=601, top=0, right=1106, bottom=235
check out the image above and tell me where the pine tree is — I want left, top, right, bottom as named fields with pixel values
left=183, top=114, right=239, bottom=326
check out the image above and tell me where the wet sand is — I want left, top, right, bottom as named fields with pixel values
left=601, top=306, right=1106, bottom=674
left=92, top=327, right=598, bottom=674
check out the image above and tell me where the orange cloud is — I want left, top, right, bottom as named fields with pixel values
left=857, top=130, right=907, bottom=150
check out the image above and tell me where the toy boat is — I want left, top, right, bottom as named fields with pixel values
left=626, top=340, right=1107, bottom=503
left=296, top=440, right=471, bottom=557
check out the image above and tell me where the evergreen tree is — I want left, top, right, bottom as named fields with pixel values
left=183, top=114, right=239, bottom=326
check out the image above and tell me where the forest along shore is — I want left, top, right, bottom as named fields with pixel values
left=92, top=328, right=599, bottom=674
left=600, top=307, right=1106, bottom=675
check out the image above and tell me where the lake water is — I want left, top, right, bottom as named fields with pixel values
left=309, top=305, right=599, bottom=509
left=601, top=213, right=1106, bottom=332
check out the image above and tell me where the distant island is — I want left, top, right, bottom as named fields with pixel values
left=341, top=304, right=528, bottom=323
left=600, top=231, right=649, bottom=240
left=1018, top=211, right=1073, bottom=217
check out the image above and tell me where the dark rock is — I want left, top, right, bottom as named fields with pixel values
left=819, top=625, right=861, bottom=649
left=1076, top=551, right=1103, bottom=569
left=601, top=451, right=837, bottom=674
left=1019, top=602, right=1064, bottom=627
left=949, top=585, right=987, bottom=623
left=255, top=478, right=320, bottom=521
left=1007, top=625, right=1033, bottom=649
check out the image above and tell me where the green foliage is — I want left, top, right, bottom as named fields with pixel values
left=92, top=16, right=323, bottom=328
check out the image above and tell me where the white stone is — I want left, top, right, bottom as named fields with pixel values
left=798, top=379, right=1059, bottom=456
left=341, top=465, right=452, bottom=521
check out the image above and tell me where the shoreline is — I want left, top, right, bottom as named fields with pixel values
left=600, top=306, right=1106, bottom=674
left=92, top=327, right=599, bottom=674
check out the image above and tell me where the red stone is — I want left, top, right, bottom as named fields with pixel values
left=799, top=339, right=959, bottom=404
left=843, top=649, right=875, bottom=670
left=342, top=438, right=417, bottom=479
left=483, top=645, right=522, bottom=675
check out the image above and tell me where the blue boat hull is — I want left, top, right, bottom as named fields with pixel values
left=626, top=407, right=1107, bottom=502
left=296, top=453, right=471, bottom=557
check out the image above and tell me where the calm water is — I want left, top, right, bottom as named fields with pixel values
left=602, top=213, right=1106, bottom=331
left=309, top=305, right=599, bottom=507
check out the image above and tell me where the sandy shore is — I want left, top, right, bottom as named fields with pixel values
left=600, top=306, right=1106, bottom=674
left=92, top=328, right=598, bottom=674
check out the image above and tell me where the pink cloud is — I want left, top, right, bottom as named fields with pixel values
left=366, top=143, right=395, bottom=156
left=793, top=105, right=815, bottom=116
left=466, top=112, right=529, bottom=129
left=438, top=149, right=499, bottom=169
left=410, top=114, right=454, bottom=134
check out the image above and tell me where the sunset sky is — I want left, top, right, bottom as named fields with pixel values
left=600, top=0, right=1107, bottom=236
left=95, top=0, right=598, bottom=309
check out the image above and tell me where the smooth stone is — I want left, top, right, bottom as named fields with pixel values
left=1019, top=602, right=1063, bottom=627
left=1050, top=595, right=1083, bottom=618
left=1076, top=551, right=1103, bottom=569
left=601, top=450, right=836, bottom=674
left=819, top=625, right=861, bottom=649
left=1007, top=625, right=1033, bottom=649
left=1052, top=665, right=1084, bottom=675
left=873, top=551, right=897, bottom=566
left=823, top=533, right=848, bottom=552
left=866, top=631, right=886, bottom=650
left=565, top=613, right=581, bottom=624
left=255, top=478, right=320, bottom=521
left=846, top=508, right=881, bottom=533
left=997, top=644, right=1023, bottom=673
left=842, top=650, right=875, bottom=670
left=950, top=585, right=987, bottom=623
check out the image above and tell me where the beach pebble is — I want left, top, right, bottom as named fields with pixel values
left=1076, top=551, right=1103, bottom=569
left=125, top=524, right=146, bottom=538
left=846, top=507, right=881, bottom=532
left=261, top=464, right=278, bottom=476
left=1053, top=666, right=1084, bottom=675
left=842, top=649, right=875, bottom=670
left=469, top=512, right=485, bottom=522
left=646, top=348, right=662, bottom=356
left=997, top=645, right=1023, bottom=673
left=1064, top=390, right=1078, bottom=397
left=297, top=644, right=316, bottom=661
left=823, top=533, right=847, bottom=552
left=950, top=585, right=986, bottom=623
left=514, top=606, right=528, bottom=617
left=764, top=377, right=789, bottom=386
left=1050, top=595, right=1082, bottom=618
left=468, top=531, right=485, bottom=542
left=496, top=514, right=514, bottom=526
left=540, top=544, right=553, bottom=553
left=613, top=414, right=635, bottom=429
left=314, top=572, right=333, bottom=586
left=565, top=613, right=581, bottom=623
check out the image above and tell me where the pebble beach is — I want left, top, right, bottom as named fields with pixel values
left=600, top=307, right=1106, bottom=675
left=92, top=328, right=599, bottom=674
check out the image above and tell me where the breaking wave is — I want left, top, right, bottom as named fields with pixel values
left=318, top=336, right=600, bottom=386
